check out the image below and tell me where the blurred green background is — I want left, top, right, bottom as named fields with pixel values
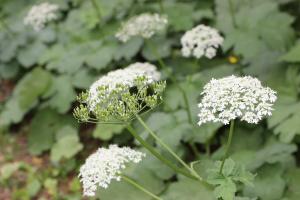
left=1, top=0, right=300, bottom=199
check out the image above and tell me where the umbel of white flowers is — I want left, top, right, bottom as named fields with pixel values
left=115, top=13, right=168, bottom=42
left=79, top=145, right=145, bottom=196
left=24, top=2, right=59, bottom=31
left=181, top=24, right=224, bottom=59
left=73, top=62, right=165, bottom=122
left=198, top=75, right=277, bottom=125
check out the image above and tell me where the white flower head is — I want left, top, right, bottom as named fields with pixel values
left=116, top=13, right=168, bottom=42
left=88, top=62, right=161, bottom=110
left=24, top=2, right=59, bottom=31
left=181, top=24, right=224, bottom=59
left=79, top=145, right=145, bottom=196
left=198, top=75, right=277, bottom=125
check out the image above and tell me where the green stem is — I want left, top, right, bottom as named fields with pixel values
left=228, top=0, right=237, bottom=28
left=147, top=41, right=193, bottom=124
left=126, top=125, right=196, bottom=180
left=135, top=114, right=202, bottom=181
left=90, top=0, right=102, bottom=21
left=121, top=175, right=163, bottom=200
left=158, top=0, right=164, bottom=13
left=219, top=120, right=235, bottom=174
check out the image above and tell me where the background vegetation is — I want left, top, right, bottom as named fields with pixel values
left=1, top=0, right=300, bottom=199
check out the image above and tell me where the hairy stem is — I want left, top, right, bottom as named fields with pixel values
left=126, top=124, right=196, bottom=179
left=147, top=41, right=193, bottom=124
left=219, top=120, right=235, bottom=174
left=135, top=114, right=203, bottom=181
left=121, top=175, right=162, bottom=200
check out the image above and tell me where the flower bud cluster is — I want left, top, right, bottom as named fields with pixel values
left=74, top=63, right=165, bottom=123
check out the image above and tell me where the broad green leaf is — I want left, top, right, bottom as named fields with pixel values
left=50, top=126, right=83, bottom=162
left=17, top=41, right=47, bottom=68
left=243, top=164, right=286, bottom=200
left=162, top=178, right=215, bottom=200
left=114, top=37, right=143, bottom=61
left=0, top=68, right=52, bottom=126
left=0, top=162, right=21, bottom=181
left=281, top=42, right=300, bottom=62
left=45, top=75, right=76, bottom=114
left=284, top=168, right=300, bottom=199
left=93, top=124, right=125, bottom=140
left=28, top=109, right=77, bottom=155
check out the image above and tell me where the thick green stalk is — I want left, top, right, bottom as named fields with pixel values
left=219, top=120, right=235, bottom=174
left=126, top=125, right=196, bottom=179
left=147, top=41, right=193, bottom=124
left=135, top=114, right=202, bottom=181
left=121, top=175, right=162, bottom=200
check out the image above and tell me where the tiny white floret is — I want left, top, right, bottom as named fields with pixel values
left=79, top=145, right=145, bottom=196
left=181, top=24, right=223, bottom=59
left=24, top=2, right=59, bottom=31
left=197, top=75, right=277, bottom=125
left=116, top=13, right=168, bottom=42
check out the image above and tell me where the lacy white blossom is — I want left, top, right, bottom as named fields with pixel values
left=181, top=24, right=224, bottom=59
left=116, top=13, right=168, bottom=42
left=88, top=62, right=161, bottom=110
left=198, top=75, right=277, bottom=125
left=79, top=145, right=145, bottom=196
left=24, top=2, right=59, bottom=31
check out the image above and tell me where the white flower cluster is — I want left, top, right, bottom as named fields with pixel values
left=24, top=2, right=59, bottom=31
left=115, top=13, right=168, bottom=42
left=181, top=25, right=224, bottom=59
left=79, top=145, right=145, bottom=196
left=198, top=75, right=277, bottom=125
left=88, top=62, right=161, bottom=110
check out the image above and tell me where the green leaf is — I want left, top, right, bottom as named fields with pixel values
left=0, top=162, right=21, bottom=181
left=0, top=68, right=52, bottom=126
left=268, top=98, right=300, bottom=142
left=162, top=178, right=215, bottom=200
left=17, top=41, right=47, bottom=68
left=50, top=126, right=83, bottom=162
left=93, top=124, right=125, bottom=140
left=207, top=158, right=255, bottom=200
left=164, top=2, right=196, bottom=31
left=284, top=168, right=300, bottom=199
left=45, top=75, right=76, bottom=114
left=281, top=42, right=300, bottom=62
left=142, top=37, right=171, bottom=61
left=114, top=37, right=143, bottom=61
left=28, top=109, right=77, bottom=155
left=243, top=164, right=286, bottom=200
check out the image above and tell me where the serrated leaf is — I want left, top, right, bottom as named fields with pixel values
left=243, top=164, right=286, bottom=200
left=281, top=43, right=300, bottom=62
